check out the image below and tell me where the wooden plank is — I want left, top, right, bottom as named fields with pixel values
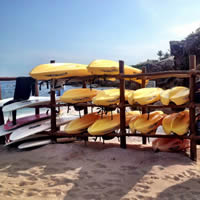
left=82, top=80, right=88, bottom=142
left=49, top=60, right=57, bottom=134
left=50, top=86, right=57, bottom=133
left=0, top=82, right=1, bottom=100
left=57, top=101, right=200, bottom=109
left=119, top=60, right=126, bottom=148
left=141, top=67, right=147, bottom=144
left=121, top=70, right=190, bottom=80
left=189, top=55, right=197, bottom=161
left=126, top=103, right=190, bottom=109
left=0, top=83, right=3, bottom=125
left=35, top=80, right=40, bottom=115
left=0, top=107, right=4, bottom=125
left=82, top=81, right=88, bottom=115
left=59, top=74, right=120, bottom=82
left=0, top=77, right=17, bottom=81
left=48, top=130, right=200, bottom=140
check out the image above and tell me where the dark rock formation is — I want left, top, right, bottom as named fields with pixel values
left=135, top=28, right=200, bottom=89
left=135, top=56, right=182, bottom=89
left=170, top=28, right=200, bottom=70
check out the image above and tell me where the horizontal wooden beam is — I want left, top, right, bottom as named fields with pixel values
left=126, top=103, right=190, bottom=109
left=0, top=77, right=18, bottom=81
left=121, top=70, right=190, bottom=80
left=46, top=130, right=200, bottom=141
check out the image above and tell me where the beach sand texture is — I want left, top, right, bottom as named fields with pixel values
left=0, top=138, right=200, bottom=200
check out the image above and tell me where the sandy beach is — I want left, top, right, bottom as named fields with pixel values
left=0, top=136, right=200, bottom=200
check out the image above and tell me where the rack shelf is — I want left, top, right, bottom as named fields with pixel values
left=48, top=55, right=199, bottom=161
left=46, top=130, right=200, bottom=140
left=121, top=70, right=190, bottom=80
left=125, top=103, right=190, bottom=109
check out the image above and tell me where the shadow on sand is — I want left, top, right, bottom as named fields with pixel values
left=156, top=178, right=200, bottom=200
left=0, top=140, right=198, bottom=200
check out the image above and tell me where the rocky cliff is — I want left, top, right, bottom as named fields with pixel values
left=137, top=28, right=200, bottom=88
left=170, top=28, right=200, bottom=70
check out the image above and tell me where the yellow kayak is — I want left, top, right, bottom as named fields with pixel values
left=152, top=138, right=190, bottom=152
left=88, top=111, right=138, bottom=136
left=130, top=111, right=165, bottom=134
left=87, top=59, right=146, bottom=85
left=64, top=113, right=100, bottom=134
left=30, top=63, right=91, bottom=80
left=92, top=89, right=132, bottom=106
left=160, top=89, right=171, bottom=105
left=171, top=110, right=189, bottom=135
left=128, top=88, right=163, bottom=105
left=88, top=114, right=120, bottom=136
left=170, top=87, right=189, bottom=105
left=127, top=91, right=135, bottom=105
left=160, top=87, right=189, bottom=105
left=162, top=113, right=177, bottom=135
left=60, top=88, right=98, bottom=103
left=99, top=77, right=116, bottom=82
left=162, top=110, right=189, bottom=135
left=128, top=111, right=142, bottom=133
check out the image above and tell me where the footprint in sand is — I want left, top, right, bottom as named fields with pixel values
left=110, top=171, right=124, bottom=176
left=27, top=176, right=38, bottom=181
left=106, top=188, right=125, bottom=196
left=19, top=181, right=35, bottom=186
left=186, top=169, right=198, bottom=176
left=82, top=194, right=100, bottom=200
left=87, top=181, right=104, bottom=190
left=49, top=177, right=73, bottom=186
left=92, top=169, right=105, bottom=174
left=12, top=189, right=22, bottom=195
left=94, top=163, right=107, bottom=168
left=86, top=158, right=96, bottom=162
left=63, top=167, right=74, bottom=171
left=137, top=184, right=150, bottom=190
left=3, top=191, right=14, bottom=197
left=26, top=191, right=38, bottom=197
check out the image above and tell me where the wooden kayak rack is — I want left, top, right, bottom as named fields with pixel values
left=44, top=55, right=199, bottom=161
left=0, top=55, right=199, bottom=161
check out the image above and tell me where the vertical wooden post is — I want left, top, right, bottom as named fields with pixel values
left=50, top=60, right=57, bottom=133
left=0, top=83, right=2, bottom=100
left=0, top=82, right=4, bottom=125
left=119, top=60, right=126, bottom=148
left=82, top=81, right=88, bottom=115
left=141, top=67, right=147, bottom=144
left=82, top=80, right=88, bottom=141
left=189, top=55, right=197, bottom=161
left=35, top=80, right=40, bottom=115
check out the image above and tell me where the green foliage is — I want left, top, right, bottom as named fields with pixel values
left=157, top=50, right=163, bottom=60
left=157, top=50, right=170, bottom=60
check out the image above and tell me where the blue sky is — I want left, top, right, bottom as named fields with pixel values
left=1, top=0, right=200, bottom=76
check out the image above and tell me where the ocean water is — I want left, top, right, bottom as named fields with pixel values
left=0, top=81, right=111, bottom=118
left=0, top=80, right=154, bottom=120
left=0, top=81, right=78, bottom=118
left=0, top=81, right=112, bottom=99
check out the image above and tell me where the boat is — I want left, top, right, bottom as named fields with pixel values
left=87, top=59, right=147, bottom=85
left=92, top=89, right=132, bottom=106
left=30, top=63, right=91, bottom=80
left=60, top=88, right=98, bottom=103
left=88, top=111, right=139, bottom=136
left=162, top=110, right=189, bottom=135
left=128, top=88, right=163, bottom=105
left=130, top=111, right=165, bottom=134
left=64, top=113, right=100, bottom=134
